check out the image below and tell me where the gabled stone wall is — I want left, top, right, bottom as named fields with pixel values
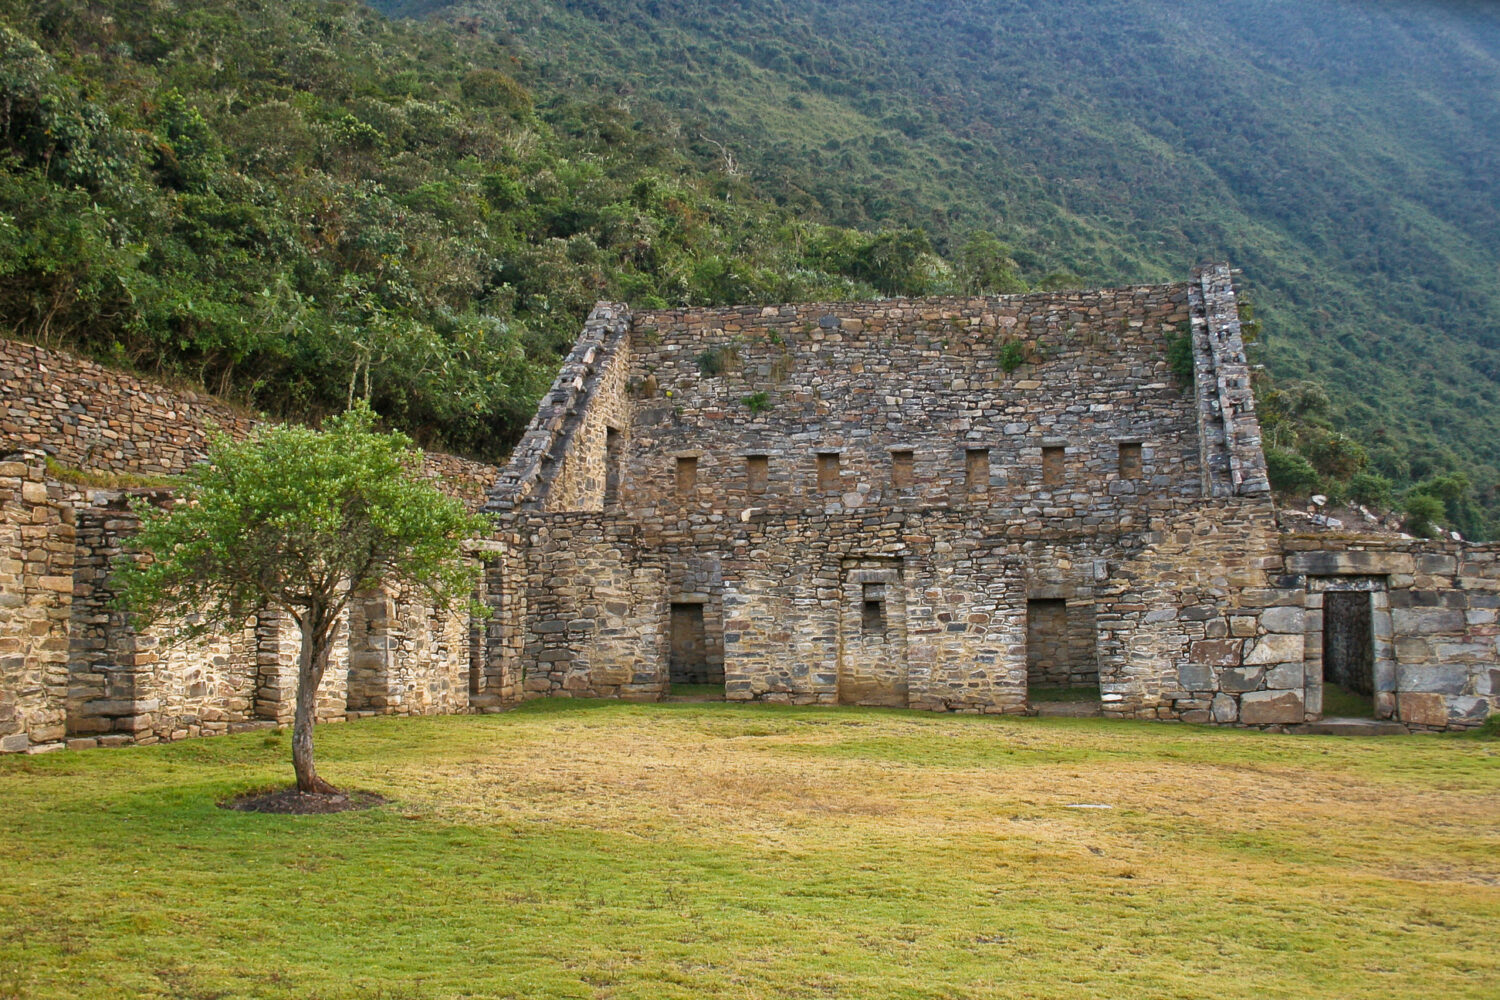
left=624, top=286, right=1202, bottom=514
left=489, top=267, right=1496, bottom=732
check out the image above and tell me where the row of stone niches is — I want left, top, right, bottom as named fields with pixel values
left=665, top=585, right=1386, bottom=720
left=659, top=442, right=1146, bottom=500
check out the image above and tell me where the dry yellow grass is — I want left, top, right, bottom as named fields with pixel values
left=1, top=700, right=1496, bottom=999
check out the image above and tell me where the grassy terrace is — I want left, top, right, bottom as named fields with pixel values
left=1, top=702, right=1496, bottom=999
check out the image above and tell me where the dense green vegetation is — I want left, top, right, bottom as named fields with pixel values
left=383, top=0, right=1500, bottom=533
left=3, top=0, right=1497, bottom=533
left=0, top=0, right=986, bottom=457
left=2, top=702, right=1497, bottom=997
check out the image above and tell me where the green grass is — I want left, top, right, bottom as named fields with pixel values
left=2, top=701, right=1497, bottom=999
left=668, top=682, right=726, bottom=698
left=1027, top=684, right=1101, bottom=703
left=1322, top=682, right=1376, bottom=719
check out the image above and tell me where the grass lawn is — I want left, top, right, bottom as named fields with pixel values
left=1026, top=685, right=1101, bottom=703
left=1322, top=682, right=1376, bottom=719
left=1, top=701, right=1496, bottom=999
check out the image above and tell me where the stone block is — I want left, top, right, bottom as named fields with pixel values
left=1244, top=633, right=1302, bottom=665
left=1448, top=696, right=1490, bottom=724
left=1391, top=608, right=1466, bottom=635
left=1395, top=663, right=1470, bottom=697
left=1189, top=639, right=1243, bottom=667
left=1397, top=692, right=1448, bottom=728
left=1395, top=637, right=1432, bottom=663
left=1259, top=606, right=1305, bottom=635
left=1239, top=689, right=1305, bottom=725
left=1229, top=616, right=1258, bottom=637
left=1181, top=709, right=1210, bottom=724
left=1210, top=693, right=1238, bottom=723
left=1264, top=663, right=1304, bottom=690
left=1219, top=667, right=1264, bottom=693
left=1286, top=551, right=1413, bottom=576
left=1177, top=663, right=1213, bottom=690
left=1, top=733, right=30, bottom=752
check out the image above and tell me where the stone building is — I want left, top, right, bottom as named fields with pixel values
left=483, top=264, right=1498, bottom=731
left=0, top=339, right=505, bottom=753
left=2, top=264, right=1496, bottom=754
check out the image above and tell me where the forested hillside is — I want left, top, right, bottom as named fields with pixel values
left=0, top=0, right=976, bottom=457
left=2, top=0, right=1498, bottom=534
left=383, top=0, right=1500, bottom=534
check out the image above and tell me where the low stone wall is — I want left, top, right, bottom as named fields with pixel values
left=0, top=337, right=499, bottom=510
left=0, top=446, right=509, bottom=754
left=0, top=340, right=257, bottom=477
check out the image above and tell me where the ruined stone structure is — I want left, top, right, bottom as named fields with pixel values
left=2, top=264, right=1496, bottom=754
left=485, top=265, right=1497, bottom=731
left=0, top=342, right=506, bottom=753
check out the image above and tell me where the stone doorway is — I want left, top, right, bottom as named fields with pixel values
left=1025, top=596, right=1100, bottom=715
left=1323, top=590, right=1375, bottom=719
left=837, top=559, right=908, bottom=707
left=668, top=603, right=722, bottom=689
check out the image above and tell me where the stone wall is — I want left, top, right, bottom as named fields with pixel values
left=489, top=268, right=1495, bottom=732
left=1190, top=264, right=1272, bottom=497
left=487, top=304, right=632, bottom=513
left=0, top=340, right=256, bottom=477
left=1282, top=536, right=1499, bottom=730
left=0, top=452, right=72, bottom=752
left=1101, top=497, right=1303, bottom=724
left=0, top=443, right=499, bottom=754
left=624, top=285, right=1204, bottom=514
left=0, top=337, right=499, bottom=510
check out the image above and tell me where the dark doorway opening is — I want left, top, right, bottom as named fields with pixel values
left=1323, top=591, right=1375, bottom=718
left=1026, top=597, right=1101, bottom=715
left=669, top=603, right=722, bottom=688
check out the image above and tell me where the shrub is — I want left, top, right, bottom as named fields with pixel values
left=696, top=345, right=737, bottom=376
left=997, top=338, right=1026, bottom=374
left=1264, top=447, right=1319, bottom=495
left=742, top=391, right=771, bottom=414
left=1348, top=471, right=1393, bottom=507
left=1166, top=329, right=1194, bottom=387
left=1402, top=493, right=1445, bottom=538
left=1304, top=432, right=1368, bottom=480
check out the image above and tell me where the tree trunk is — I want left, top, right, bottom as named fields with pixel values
left=292, top=606, right=340, bottom=795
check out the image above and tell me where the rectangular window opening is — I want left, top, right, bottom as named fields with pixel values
left=891, top=450, right=914, bottom=489
left=817, top=452, right=840, bottom=492
left=966, top=448, right=990, bottom=493
left=746, top=455, right=769, bottom=493
left=861, top=583, right=886, bottom=636
left=604, top=427, right=623, bottom=505
left=675, top=456, right=697, bottom=497
left=1118, top=442, right=1143, bottom=480
left=1041, top=446, right=1065, bottom=487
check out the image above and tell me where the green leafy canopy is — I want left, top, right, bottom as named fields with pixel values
left=116, top=403, right=492, bottom=637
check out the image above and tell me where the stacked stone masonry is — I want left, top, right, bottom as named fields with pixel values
left=0, top=340, right=507, bottom=753
left=4, top=265, right=1496, bottom=753
left=486, top=265, right=1496, bottom=732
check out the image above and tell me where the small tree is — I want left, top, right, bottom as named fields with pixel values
left=117, top=405, right=491, bottom=794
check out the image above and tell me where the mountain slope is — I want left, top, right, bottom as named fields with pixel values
left=382, top=0, right=1500, bottom=503
left=0, top=0, right=934, bottom=458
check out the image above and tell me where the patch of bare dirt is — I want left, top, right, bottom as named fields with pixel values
left=220, top=787, right=386, bottom=814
